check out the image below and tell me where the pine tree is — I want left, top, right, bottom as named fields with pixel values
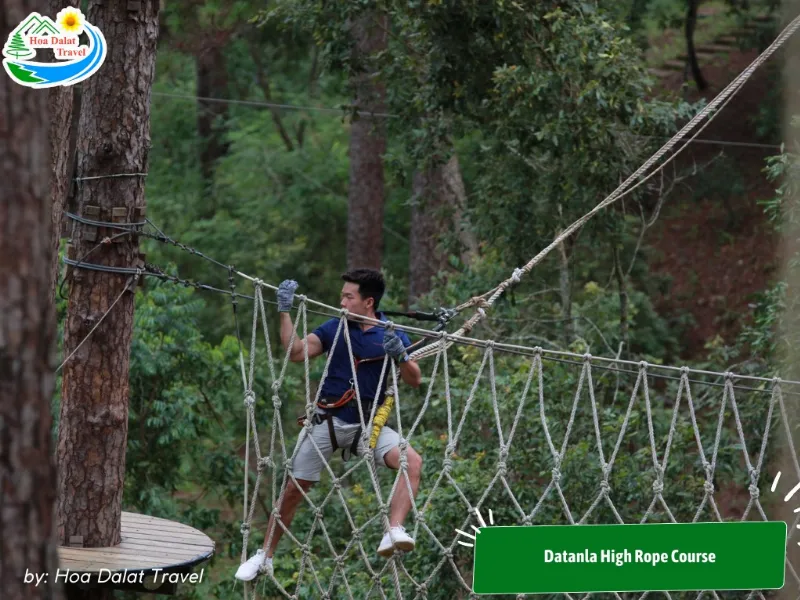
left=6, top=31, right=33, bottom=59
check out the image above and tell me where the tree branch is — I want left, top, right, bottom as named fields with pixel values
left=247, top=41, right=295, bottom=152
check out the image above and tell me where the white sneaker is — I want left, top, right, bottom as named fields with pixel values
left=377, top=526, right=416, bottom=557
left=235, top=549, right=273, bottom=581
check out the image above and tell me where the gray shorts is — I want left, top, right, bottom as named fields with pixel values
left=290, top=414, right=402, bottom=482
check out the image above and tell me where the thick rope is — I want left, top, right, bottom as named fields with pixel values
left=415, top=13, right=800, bottom=354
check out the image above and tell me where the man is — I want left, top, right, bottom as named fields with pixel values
left=235, top=268, right=423, bottom=581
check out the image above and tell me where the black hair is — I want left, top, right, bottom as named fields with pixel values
left=341, top=268, right=385, bottom=311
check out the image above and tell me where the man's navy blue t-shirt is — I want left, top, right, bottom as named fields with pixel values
left=312, top=312, right=412, bottom=424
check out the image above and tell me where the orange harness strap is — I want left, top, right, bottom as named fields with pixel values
left=315, top=355, right=384, bottom=410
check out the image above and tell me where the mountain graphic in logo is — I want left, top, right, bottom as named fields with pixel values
left=2, top=8, right=106, bottom=88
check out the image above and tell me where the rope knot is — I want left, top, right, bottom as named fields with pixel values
left=272, top=394, right=282, bottom=409
left=399, top=455, right=408, bottom=471
left=240, top=523, right=250, bottom=534
left=442, top=458, right=453, bottom=473
left=486, top=340, right=495, bottom=348
left=334, top=555, right=345, bottom=568
left=511, top=268, right=524, bottom=284
left=600, top=480, right=611, bottom=495
left=551, top=467, right=562, bottom=484
left=703, top=461, right=713, bottom=478
left=271, top=381, right=281, bottom=392
left=296, top=294, right=307, bottom=303
left=639, top=361, right=649, bottom=371
left=243, top=391, right=256, bottom=407
left=332, top=478, right=341, bottom=491
left=300, top=544, right=310, bottom=555
left=652, top=480, right=664, bottom=495
left=748, top=484, right=760, bottom=499
left=315, top=508, right=324, bottom=521
left=340, top=308, right=350, bottom=317
left=352, top=530, right=362, bottom=541
left=703, top=481, right=715, bottom=494
left=380, top=504, right=390, bottom=517
left=417, top=513, right=426, bottom=526
left=522, top=516, right=532, bottom=526
left=284, top=459, right=293, bottom=471
left=497, top=461, right=507, bottom=477
left=773, top=376, right=782, bottom=385
left=680, top=366, right=689, bottom=375
left=257, top=457, right=272, bottom=472
left=471, top=296, right=489, bottom=308
left=417, top=583, right=428, bottom=595
left=253, top=278, right=263, bottom=287
left=583, top=353, right=593, bottom=363
left=725, top=371, right=734, bottom=380
left=444, top=548, right=454, bottom=559
left=499, top=448, right=508, bottom=462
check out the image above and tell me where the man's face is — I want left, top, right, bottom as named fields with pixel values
left=340, top=282, right=373, bottom=316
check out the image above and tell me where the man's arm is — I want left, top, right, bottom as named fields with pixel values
left=398, top=358, right=422, bottom=388
left=280, top=312, right=323, bottom=362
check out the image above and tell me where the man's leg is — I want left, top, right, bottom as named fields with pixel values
left=263, top=419, right=335, bottom=556
left=263, top=477, right=314, bottom=557
left=382, top=443, right=422, bottom=528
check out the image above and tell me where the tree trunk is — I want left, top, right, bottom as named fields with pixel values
left=612, top=245, right=630, bottom=357
left=685, top=0, right=708, bottom=91
left=0, top=2, right=62, bottom=598
left=558, top=239, right=573, bottom=345
left=409, top=155, right=476, bottom=303
left=346, top=11, right=387, bottom=270
left=443, top=154, right=478, bottom=266
left=48, top=81, right=78, bottom=300
left=196, top=44, right=229, bottom=203
left=57, top=0, right=159, bottom=569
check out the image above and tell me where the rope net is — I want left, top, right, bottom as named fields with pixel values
left=236, top=281, right=800, bottom=600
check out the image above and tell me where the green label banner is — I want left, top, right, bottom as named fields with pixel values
left=472, top=522, right=786, bottom=595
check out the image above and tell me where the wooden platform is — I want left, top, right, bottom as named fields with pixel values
left=57, top=512, right=215, bottom=594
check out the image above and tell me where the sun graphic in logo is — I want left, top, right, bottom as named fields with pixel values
left=56, top=7, right=85, bottom=35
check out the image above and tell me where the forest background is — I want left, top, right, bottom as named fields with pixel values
left=35, top=0, right=800, bottom=597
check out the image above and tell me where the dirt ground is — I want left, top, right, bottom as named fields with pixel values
left=646, top=48, right=782, bottom=358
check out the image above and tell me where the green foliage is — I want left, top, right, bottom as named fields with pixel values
left=125, top=279, right=244, bottom=514
left=145, top=44, right=364, bottom=342
left=734, top=135, right=800, bottom=369
left=65, top=1, right=789, bottom=597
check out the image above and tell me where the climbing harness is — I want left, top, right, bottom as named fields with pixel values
left=296, top=354, right=385, bottom=461
left=295, top=309, right=458, bottom=459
